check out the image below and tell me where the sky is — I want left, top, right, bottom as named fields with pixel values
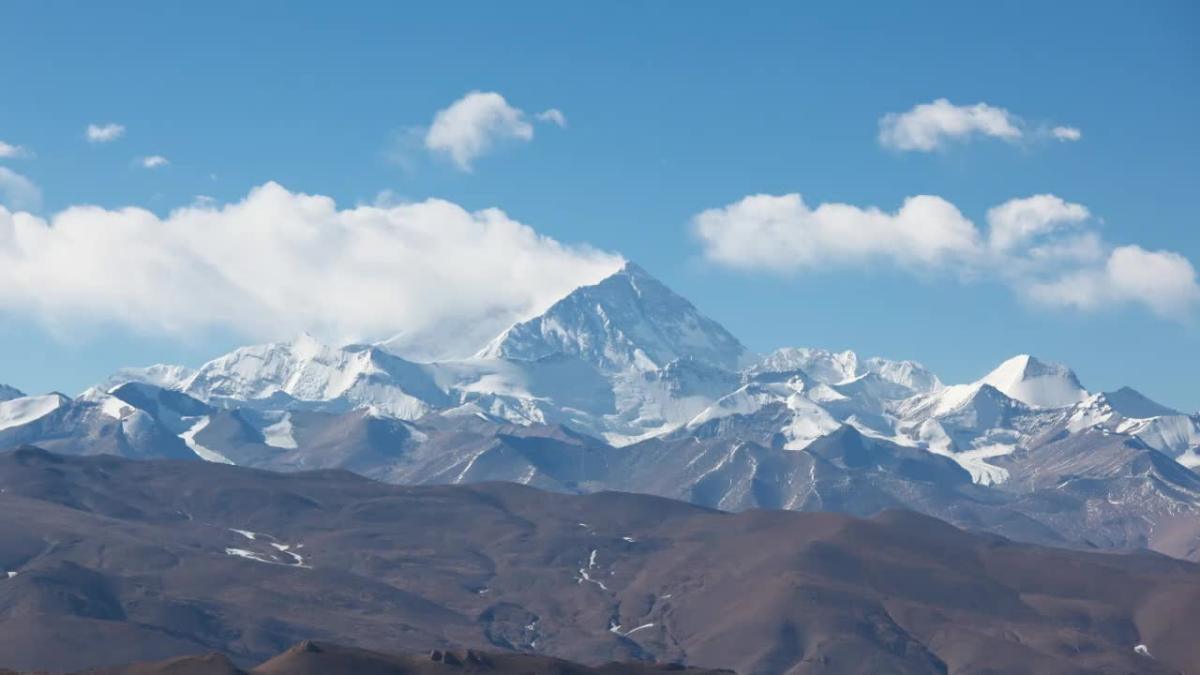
left=0, top=1, right=1198, bottom=410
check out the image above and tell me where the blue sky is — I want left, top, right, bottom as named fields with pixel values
left=0, top=1, right=1198, bottom=410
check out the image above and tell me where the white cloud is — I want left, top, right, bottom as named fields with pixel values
left=86, top=123, right=125, bottom=144
left=536, top=108, right=567, bottom=127
left=986, top=194, right=1090, bottom=252
left=0, top=167, right=41, bottom=211
left=1052, top=126, right=1082, bottom=141
left=0, top=141, right=31, bottom=159
left=694, top=191, right=1199, bottom=320
left=1027, top=246, right=1199, bottom=317
left=692, top=193, right=980, bottom=273
left=0, top=183, right=623, bottom=358
left=879, top=99, right=1023, bottom=151
left=140, top=155, right=169, bottom=169
left=425, top=91, right=535, bottom=171
left=878, top=100, right=1083, bottom=152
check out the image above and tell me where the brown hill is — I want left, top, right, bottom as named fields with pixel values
left=0, top=447, right=1195, bottom=674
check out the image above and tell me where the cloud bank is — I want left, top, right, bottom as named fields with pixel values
left=0, top=183, right=624, bottom=359
left=879, top=99, right=1080, bottom=151
left=424, top=91, right=564, bottom=170
left=693, top=192, right=1198, bottom=319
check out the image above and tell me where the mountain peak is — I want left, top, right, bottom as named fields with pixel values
left=478, top=262, right=746, bottom=372
left=1099, top=386, right=1180, bottom=419
left=979, top=354, right=1086, bottom=408
left=0, top=383, right=25, bottom=402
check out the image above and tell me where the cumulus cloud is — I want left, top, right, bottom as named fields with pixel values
left=692, top=193, right=980, bottom=272
left=86, top=123, right=125, bottom=143
left=1052, top=126, right=1082, bottom=142
left=139, top=155, right=169, bottom=169
left=425, top=91, right=534, bottom=170
left=0, top=167, right=41, bottom=211
left=879, top=99, right=1022, bottom=151
left=694, top=191, right=1198, bottom=319
left=879, top=99, right=1080, bottom=151
left=0, top=141, right=31, bottom=159
left=986, top=194, right=1090, bottom=252
left=0, top=183, right=623, bottom=358
left=422, top=92, right=564, bottom=171
left=1027, top=246, right=1199, bottom=317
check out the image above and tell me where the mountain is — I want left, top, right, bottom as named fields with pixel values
left=749, top=347, right=943, bottom=395
left=0, top=384, right=23, bottom=402
left=478, top=262, right=747, bottom=373
left=1, top=448, right=1195, bottom=674
left=978, top=354, right=1088, bottom=408
left=1067, top=388, right=1200, bottom=467
left=7, top=262, right=1200, bottom=563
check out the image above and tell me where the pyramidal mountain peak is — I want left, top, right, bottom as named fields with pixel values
left=477, top=260, right=747, bottom=373
left=978, top=354, right=1087, bottom=409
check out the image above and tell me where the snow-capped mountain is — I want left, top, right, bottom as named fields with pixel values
left=478, top=262, right=747, bottom=373
left=122, top=333, right=450, bottom=419
left=1067, top=387, right=1200, bottom=467
left=5, top=262, right=1200, bottom=560
left=978, top=354, right=1088, bottom=408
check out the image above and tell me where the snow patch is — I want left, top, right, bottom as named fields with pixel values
left=261, top=413, right=298, bottom=449
left=180, top=417, right=235, bottom=464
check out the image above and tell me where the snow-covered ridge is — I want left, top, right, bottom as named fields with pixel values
left=0, top=393, right=67, bottom=432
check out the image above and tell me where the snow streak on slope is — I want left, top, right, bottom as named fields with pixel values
left=180, top=417, right=234, bottom=464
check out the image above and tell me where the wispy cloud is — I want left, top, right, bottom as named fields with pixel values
left=693, top=192, right=1197, bottom=320
left=536, top=108, right=567, bottom=127
left=86, top=123, right=125, bottom=144
left=1051, top=126, right=1082, bottom=142
left=0, top=140, right=31, bottom=159
left=139, top=155, right=169, bottom=169
left=0, top=183, right=622, bottom=358
left=879, top=99, right=1080, bottom=152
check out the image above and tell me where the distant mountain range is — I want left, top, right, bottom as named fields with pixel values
left=3, top=262, right=1199, bottom=559
left=0, top=448, right=1194, bottom=674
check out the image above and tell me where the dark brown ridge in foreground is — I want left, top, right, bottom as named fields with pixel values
left=0, top=447, right=1197, bottom=674
left=79, top=640, right=729, bottom=675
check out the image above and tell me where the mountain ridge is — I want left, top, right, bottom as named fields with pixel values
left=4, top=262, right=1199, bottom=563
